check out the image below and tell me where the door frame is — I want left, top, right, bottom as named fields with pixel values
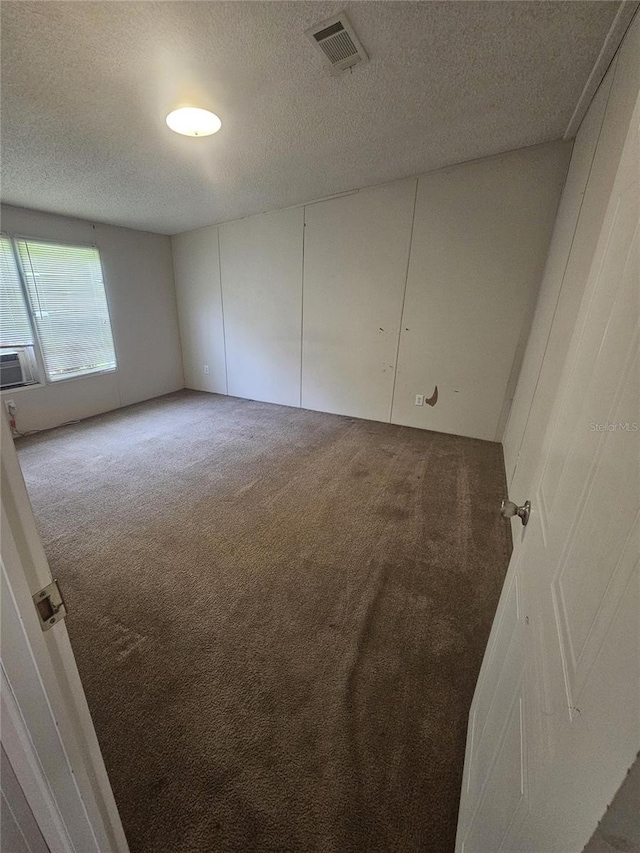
left=1, top=412, right=129, bottom=853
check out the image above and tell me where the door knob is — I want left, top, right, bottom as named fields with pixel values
left=501, top=499, right=531, bottom=527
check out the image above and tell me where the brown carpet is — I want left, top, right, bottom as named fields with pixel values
left=17, top=390, right=511, bottom=853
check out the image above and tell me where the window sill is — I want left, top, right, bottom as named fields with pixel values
left=49, top=367, right=118, bottom=384
left=1, top=382, right=46, bottom=395
left=1, top=368, right=117, bottom=395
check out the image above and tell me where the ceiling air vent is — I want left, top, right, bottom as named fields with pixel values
left=306, top=14, right=368, bottom=75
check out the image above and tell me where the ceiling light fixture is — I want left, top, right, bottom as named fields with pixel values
left=166, top=107, right=222, bottom=137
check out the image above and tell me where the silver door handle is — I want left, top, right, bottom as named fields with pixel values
left=501, top=499, right=531, bottom=526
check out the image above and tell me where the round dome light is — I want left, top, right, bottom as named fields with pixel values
left=166, top=107, right=222, bottom=137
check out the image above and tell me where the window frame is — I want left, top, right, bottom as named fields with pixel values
left=1, top=233, right=118, bottom=389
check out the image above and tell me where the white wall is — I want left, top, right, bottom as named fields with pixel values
left=303, top=179, right=416, bottom=421
left=1, top=205, right=184, bottom=432
left=220, top=207, right=303, bottom=407
left=172, top=141, right=570, bottom=440
left=392, top=143, right=570, bottom=440
left=503, top=11, right=640, bottom=501
left=172, top=225, right=226, bottom=394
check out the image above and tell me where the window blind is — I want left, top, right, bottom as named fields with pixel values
left=0, top=235, right=34, bottom=347
left=16, top=239, right=117, bottom=380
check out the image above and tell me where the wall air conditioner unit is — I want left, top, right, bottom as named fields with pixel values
left=0, top=347, right=38, bottom=389
left=306, top=14, right=368, bottom=75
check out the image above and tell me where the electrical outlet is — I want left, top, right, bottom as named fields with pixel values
left=415, top=394, right=424, bottom=407
left=203, top=365, right=210, bottom=375
left=5, top=399, right=16, bottom=415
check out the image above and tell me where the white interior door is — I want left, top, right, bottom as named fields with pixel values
left=456, top=89, right=639, bottom=853
left=1, top=416, right=129, bottom=853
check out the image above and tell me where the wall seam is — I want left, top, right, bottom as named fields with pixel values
left=494, top=139, right=573, bottom=444
left=563, top=1, right=638, bottom=139
left=170, top=140, right=569, bottom=237
left=389, top=178, right=419, bottom=424
left=505, top=56, right=619, bottom=486
left=169, top=237, right=187, bottom=392
left=217, top=228, right=230, bottom=395
left=299, top=208, right=306, bottom=408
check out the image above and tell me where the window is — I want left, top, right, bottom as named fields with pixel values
left=0, top=236, right=117, bottom=387
left=1, top=236, right=33, bottom=348
left=0, top=236, right=38, bottom=388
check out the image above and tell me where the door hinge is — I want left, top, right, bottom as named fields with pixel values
left=33, top=580, right=67, bottom=631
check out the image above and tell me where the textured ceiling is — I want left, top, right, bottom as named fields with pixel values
left=0, top=1, right=624, bottom=235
